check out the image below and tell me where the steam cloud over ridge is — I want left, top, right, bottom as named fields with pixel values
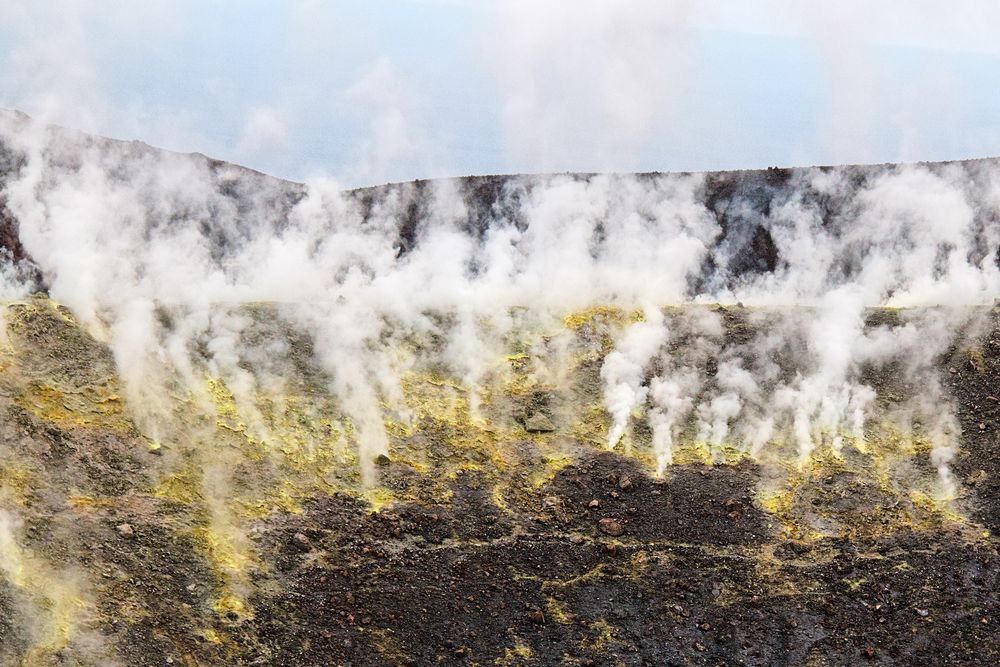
left=0, top=112, right=996, bottom=491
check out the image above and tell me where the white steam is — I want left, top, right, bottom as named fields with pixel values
left=600, top=306, right=668, bottom=449
left=0, top=113, right=997, bottom=497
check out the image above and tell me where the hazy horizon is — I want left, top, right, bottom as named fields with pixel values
left=3, top=1, right=1000, bottom=187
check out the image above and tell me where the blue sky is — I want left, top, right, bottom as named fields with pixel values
left=3, top=1, right=1000, bottom=186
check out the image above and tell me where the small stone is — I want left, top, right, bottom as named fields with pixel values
left=374, top=453, right=391, bottom=467
left=524, top=413, right=555, bottom=433
left=699, top=622, right=711, bottom=631
left=863, top=645, right=876, bottom=659
left=598, top=518, right=624, bottom=536
left=694, top=641, right=705, bottom=652
left=292, top=532, right=312, bottom=552
left=529, top=610, right=545, bottom=625
left=588, top=499, right=600, bottom=509
left=116, top=523, right=134, bottom=538
left=916, top=608, right=929, bottom=617
left=618, top=475, right=633, bottom=491
left=186, top=584, right=196, bottom=592
left=569, top=534, right=584, bottom=545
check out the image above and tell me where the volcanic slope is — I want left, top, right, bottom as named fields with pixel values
left=0, top=115, right=997, bottom=665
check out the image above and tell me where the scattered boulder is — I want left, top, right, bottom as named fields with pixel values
left=968, top=469, right=988, bottom=486
left=524, top=413, right=555, bottom=433
left=292, top=532, right=312, bottom=552
left=543, top=495, right=568, bottom=522
left=598, top=518, right=624, bottom=537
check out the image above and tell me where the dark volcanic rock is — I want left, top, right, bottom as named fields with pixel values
left=240, top=452, right=1000, bottom=666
